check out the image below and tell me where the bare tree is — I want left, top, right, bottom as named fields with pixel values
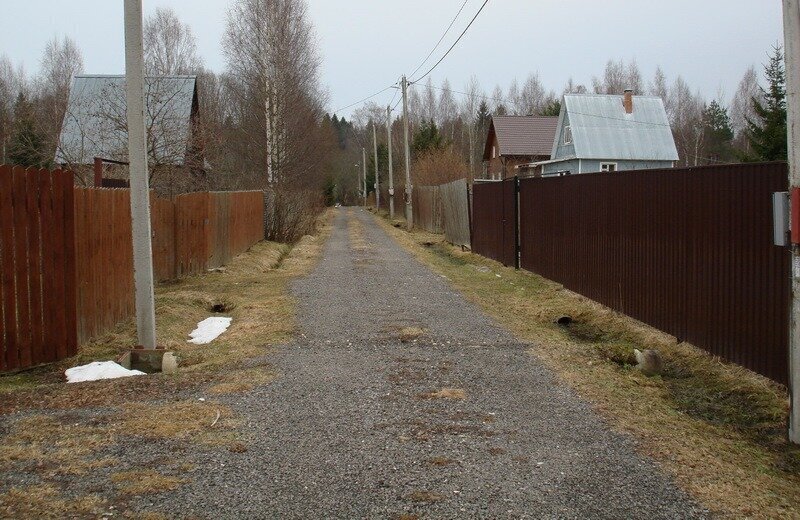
left=489, top=84, right=506, bottom=114
left=37, top=36, right=84, bottom=160
left=438, top=79, right=457, bottom=139
left=144, top=7, right=202, bottom=75
left=462, top=76, right=482, bottom=181
left=669, top=76, right=705, bottom=166
left=730, top=65, right=763, bottom=152
left=563, top=77, right=588, bottom=94
left=593, top=59, right=642, bottom=94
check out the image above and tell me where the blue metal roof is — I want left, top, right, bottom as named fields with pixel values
left=554, top=94, right=679, bottom=161
left=55, top=75, right=197, bottom=166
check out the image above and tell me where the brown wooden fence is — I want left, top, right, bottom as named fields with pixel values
left=0, top=166, right=78, bottom=371
left=471, top=163, right=790, bottom=384
left=1, top=165, right=266, bottom=369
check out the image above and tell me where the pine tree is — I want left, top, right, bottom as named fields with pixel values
left=7, top=92, right=49, bottom=168
left=541, top=99, right=562, bottom=117
left=475, top=101, right=491, bottom=143
left=745, top=45, right=787, bottom=161
left=412, top=120, right=444, bottom=156
left=701, top=101, right=734, bottom=163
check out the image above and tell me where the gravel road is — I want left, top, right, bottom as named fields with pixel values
left=156, top=207, right=707, bottom=519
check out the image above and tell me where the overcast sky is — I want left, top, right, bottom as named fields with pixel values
left=0, top=1, right=784, bottom=118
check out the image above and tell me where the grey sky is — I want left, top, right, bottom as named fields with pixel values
left=0, top=1, right=784, bottom=118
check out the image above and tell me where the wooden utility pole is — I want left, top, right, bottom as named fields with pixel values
left=123, top=0, right=157, bottom=349
left=373, top=123, right=380, bottom=210
left=362, top=147, right=367, bottom=206
left=402, top=75, right=413, bottom=229
left=387, top=105, right=395, bottom=220
left=784, top=0, right=800, bottom=444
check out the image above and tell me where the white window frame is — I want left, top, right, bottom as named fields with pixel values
left=563, top=125, right=572, bottom=145
left=600, top=162, right=618, bottom=172
left=492, top=145, right=497, bottom=158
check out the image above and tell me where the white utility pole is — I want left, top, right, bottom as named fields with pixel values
left=387, top=105, right=395, bottom=220
left=373, top=123, right=380, bottom=210
left=362, top=147, right=367, bottom=206
left=784, top=0, right=800, bottom=444
left=402, top=75, right=414, bottom=229
left=123, top=0, right=157, bottom=350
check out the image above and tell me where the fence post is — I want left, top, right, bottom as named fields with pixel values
left=515, top=175, right=521, bottom=270
left=467, top=182, right=473, bottom=250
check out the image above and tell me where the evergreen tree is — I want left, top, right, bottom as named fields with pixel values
left=412, top=119, right=445, bottom=156
left=701, top=101, right=734, bottom=163
left=540, top=99, right=562, bottom=117
left=8, top=92, right=48, bottom=168
left=745, top=45, right=787, bottom=161
left=476, top=101, right=491, bottom=143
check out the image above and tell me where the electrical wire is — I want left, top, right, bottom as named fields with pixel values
left=408, top=0, right=470, bottom=80
left=333, top=83, right=398, bottom=114
left=410, top=0, right=490, bottom=84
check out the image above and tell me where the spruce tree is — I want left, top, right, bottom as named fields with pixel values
left=745, top=45, right=787, bottom=161
left=7, top=92, right=49, bottom=168
left=702, top=101, right=734, bottom=163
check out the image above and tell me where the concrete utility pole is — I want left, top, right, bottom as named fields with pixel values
left=362, top=147, right=367, bottom=206
left=401, top=75, right=414, bottom=229
left=123, top=0, right=157, bottom=350
left=373, top=123, right=380, bottom=210
left=387, top=105, right=395, bottom=220
left=784, top=0, right=800, bottom=444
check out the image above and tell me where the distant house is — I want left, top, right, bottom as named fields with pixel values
left=55, top=75, right=204, bottom=193
left=482, top=115, right=558, bottom=179
left=527, top=91, right=678, bottom=176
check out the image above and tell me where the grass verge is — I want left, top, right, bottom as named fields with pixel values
left=0, top=211, right=333, bottom=517
left=371, top=209, right=800, bottom=519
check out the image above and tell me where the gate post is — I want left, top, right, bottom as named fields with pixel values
left=515, top=175, right=521, bottom=270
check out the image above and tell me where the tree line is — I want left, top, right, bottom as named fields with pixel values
left=328, top=49, right=787, bottom=202
left=0, top=0, right=336, bottom=242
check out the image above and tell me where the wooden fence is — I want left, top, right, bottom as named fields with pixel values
left=0, top=166, right=77, bottom=371
left=412, top=186, right=443, bottom=233
left=1, top=165, right=266, bottom=369
left=471, top=163, right=790, bottom=385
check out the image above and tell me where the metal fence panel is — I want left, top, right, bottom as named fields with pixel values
left=518, top=162, right=790, bottom=384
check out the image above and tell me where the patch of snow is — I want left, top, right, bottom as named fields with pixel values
left=188, top=317, right=233, bottom=344
left=65, top=361, right=145, bottom=383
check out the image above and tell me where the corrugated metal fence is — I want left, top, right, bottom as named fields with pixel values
left=473, top=163, right=790, bottom=384
left=1, top=164, right=265, bottom=369
left=471, top=179, right=517, bottom=267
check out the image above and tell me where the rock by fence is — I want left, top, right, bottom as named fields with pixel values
left=0, top=165, right=265, bottom=370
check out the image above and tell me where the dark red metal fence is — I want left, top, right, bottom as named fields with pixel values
left=471, top=179, right=517, bottom=267
left=517, top=163, right=790, bottom=384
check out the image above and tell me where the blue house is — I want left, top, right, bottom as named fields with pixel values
left=528, top=91, right=678, bottom=176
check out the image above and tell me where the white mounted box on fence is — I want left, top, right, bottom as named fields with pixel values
left=774, top=191, right=790, bottom=246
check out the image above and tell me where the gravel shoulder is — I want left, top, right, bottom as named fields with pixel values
left=151, top=207, right=706, bottom=519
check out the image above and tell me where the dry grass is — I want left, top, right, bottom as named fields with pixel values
left=406, top=490, right=445, bottom=503
left=0, top=484, right=107, bottom=519
left=374, top=213, right=800, bottom=519
left=0, top=211, right=334, bottom=517
left=111, top=470, right=185, bottom=496
left=418, top=388, right=467, bottom=400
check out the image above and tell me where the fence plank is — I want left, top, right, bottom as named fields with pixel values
left=0, top=165, right=14, bottom=371
left=50, top=169, right=68, bottom=361
left=38, top=170, right=57, bottom=362
left=12, top=166, right=31, bottom=368
left=60, top=171, right=77, bottom=356
left=26, top=169, right=44, bottom=365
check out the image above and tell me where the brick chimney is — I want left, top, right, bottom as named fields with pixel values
left=623, top=89, right=634, bottom=114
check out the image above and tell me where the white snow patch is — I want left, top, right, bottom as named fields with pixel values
left=188, top=317, right=233, bottom=344
left=65, top=361, right=145, bottom=383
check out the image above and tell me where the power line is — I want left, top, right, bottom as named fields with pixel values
left=408, top=0, right=470, bottom=80
left=410, top=0, right=490, bottom=84
left=333, top=84, right=398, bottom=114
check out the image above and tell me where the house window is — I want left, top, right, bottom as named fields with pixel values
left=492, top=145, right=497, bottom=158
left=600, top=162, right=618, bottom=172
left=563, top=125, right=572, bottom=145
